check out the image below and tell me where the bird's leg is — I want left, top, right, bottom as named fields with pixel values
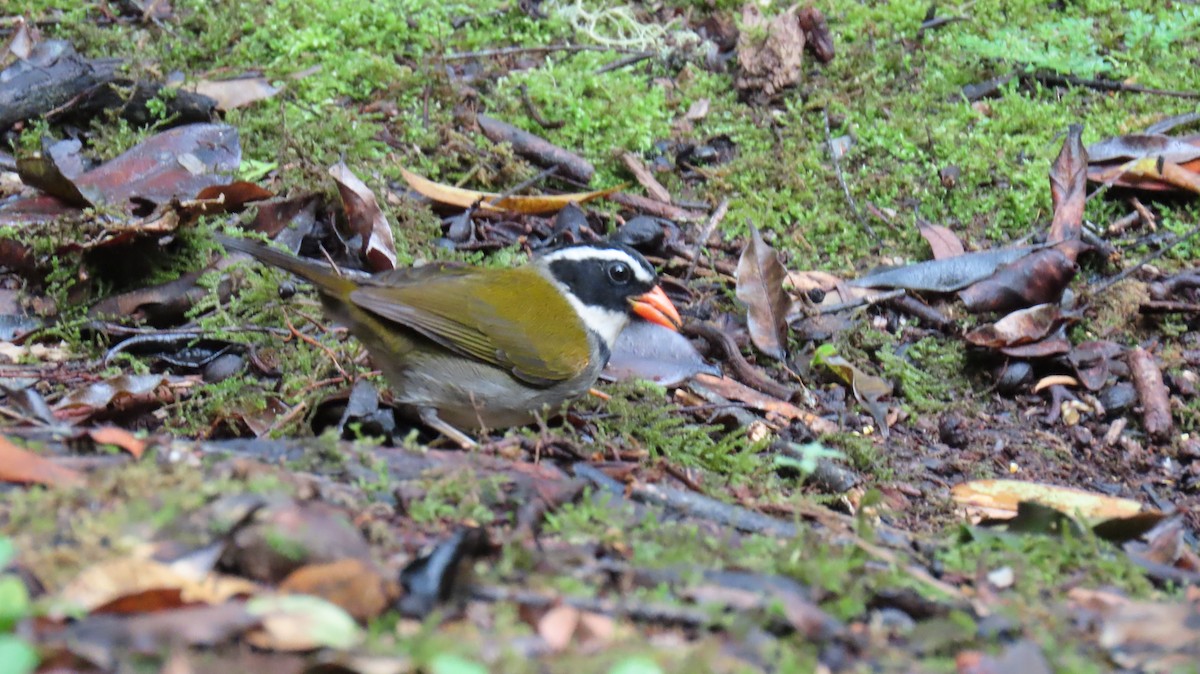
left=418, top=407, right=478, bottom=449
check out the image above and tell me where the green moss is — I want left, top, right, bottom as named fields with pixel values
left=877, top=337, right=969, bottom=415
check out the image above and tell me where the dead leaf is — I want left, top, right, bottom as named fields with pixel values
left=951, top=479, right=1144, bottom=522
left=603, top=321, right=717, bottom=387
left=399, top=167, right=621, bottom=215
left=917, top=219, right=965, bottom=260
left=797, top=6, right=835, bottom=63
left=1047, top=124, right=1086, bottom=243
left=220, top=498, right=373, bottom=583
left=736, top=4, right=805, bottom=97
left=692, top=373, right=838, bottom=434
left=1088, top=156, right=1200, bottom=194
left=88, top=426, right=148, bottom=459
left=0, top=434, right=85, bottom=488
left=736, top=223, right=789, bottom=360
left=538, top=605, right=581, bottom=652
left=1087, top=133, right=1200, bottom=164
left=958, top=240, right=1086, bottom=313
left=192, top=76, right=280, bottom=111
left=1096, top=599, right=1200, bottom=671
left=63, top=603, right=259, bottom=668
left=852, top=246, right=1037, bottom=292
left=278, top=559, right=392, bottom=622
left=964, top=304, right=1065, bottom=348
left=245, top=594, right=363, bottom=651
left=811, top=344, right=891, bottom=434
left=57, top=555, right=260, bottom=614
left=55, top=373, right=177, bottom=415
left=330, top=161, right=397, bottom=272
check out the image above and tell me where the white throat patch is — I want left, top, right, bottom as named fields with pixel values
left=555, top=285, right=629, bottom=348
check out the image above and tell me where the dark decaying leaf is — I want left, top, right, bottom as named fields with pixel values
left=1068, top=341, right=1125, bottom=391
left=797, top=6, right=835, bottom=63
left=851, top=246, right=1036, bottom=292
left=958, top=240, right=1087, bottom=314
left=998, top=332, right=1071, bottom=358
left=329, top=161, right=397, bottom=272
left=603, top=321, right=718, bottom=387
left=1087, top=134, right=1200, bottom=164
left=1047, top=124, right=1086, bottom=244
left=192, top=76, right=280, bottom=111
left=736, top=223, right=789, bottom=360
left=15, top=137, right=89, bottom=206
left=398, top=527, right=491, bottom=618
left=63, top=603, right=259, bottom=669
left=219, top=497, right=373, bottom=584
left=916, top=219, right=964, bottom=260
left=71, top=123, right=241, bottom=212
left=964, top=304, right=1066, bottom=348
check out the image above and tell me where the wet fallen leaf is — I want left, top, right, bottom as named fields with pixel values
left=245, top=594, right=363, bottom=651
left=55, top=374, right=176, bottom=414
left=1068, top=341, right=1125, bottom=391
left=57, top=555, right=260, bottom=614
left=963, top=304, right=1066, bottom=348
left=1047, top=124, right=1086, bottom=243
left=1087, top=133, right=1200, bottom=164
left=603, top=320, right=717, bottom=387
left=399, top=167, right=621, bottom=215
left=0, top=434, right=85, bottom=488
left=192, top=76, right=280, bottom=111
left=87, top=426, right=147, bottom=459
left=736, top=223, right=789, bottom=360
left=958, top=240, right=1086, bottom=314
left=64, top=603, right=259, bottom=669
left=851, top=246, right=1036, bottom=292
left=917, top=219, right=965, bottom=260
left=279, top=559, right=392, bottom=622
left=330, top=161, right=397, bottom=272
left=951, top=479, right=1144, bottom=522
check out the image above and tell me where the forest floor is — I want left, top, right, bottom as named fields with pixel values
left=2, top=1, right=1200, bottom=672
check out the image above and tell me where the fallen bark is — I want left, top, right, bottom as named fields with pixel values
left=1127, top=347, right=1174, bottom=445
left=476, top=114, right=594, bottom=184
left=0, top=40, right=120, bottom=130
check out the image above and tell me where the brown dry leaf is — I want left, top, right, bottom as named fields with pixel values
left=1047, top=124, right=1086, bottom=243
left=951, top=479, right=1144, bottom=522
left=330, top=161, right=397, bottom=272
left=192, top=76, right=280, bottom=111
left=538, top=605, right=581, bottom=652
left=963, top=304, right=1065, bottom=349
left=0, top=434, right=86, bottom=488
left=797, top=6, right=835, bottom=62
left=736, top=4, right=805, bottom=97
left=399, top=167, right=621, bottom=215
left=64, top=603, right=260, bottom=667
left=57, top=555, right=261, bottom=614
left=736, top=223, right=789, bottom=360
left=88, top=426, right=148, bottom=459
left=55, top=373, right=179, bottom=415
left=958, top=239, right=1087, bottom=313
left=692, top=373, right=837, bottom=434
left=278, top=559, right=392, bottom=622
left=1095, top=599, right=1200, bottom=671
left=917, top=219, right=965, bottom=260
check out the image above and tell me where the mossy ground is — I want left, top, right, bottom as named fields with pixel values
left=5, top=0, right=1200, bottom=670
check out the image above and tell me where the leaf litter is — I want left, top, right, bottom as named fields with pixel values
left=1, top=4, right=1199, bottom=673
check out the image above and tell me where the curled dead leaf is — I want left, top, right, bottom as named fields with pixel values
left=399, top=167, right=621, bottom=215
left=736, top=223, right=790, bottom=360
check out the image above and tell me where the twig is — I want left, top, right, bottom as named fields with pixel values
left=594, top=51, right=653, bottom=74
left=683, top=198, right=729, bottom=283
left=823, top=108, right=877, bottom=244
left=283, top=312, right=347, bottom=379
left=815, top=288, right=905, bottom=315
left=471, top=585, right=716, bottom=629
left=1140, top=301, right=1200, bottom=314
left=442, top=44, right=640, bottom=60
left=518, top=83, right=564, bottom=129
left=628, top=481, right=799, bottom=538
left=1028, top=72, right=1200, bottom=99
left=682, top=322, right=796, bottom=401
left=1092, top=220, right=1200, bottom=294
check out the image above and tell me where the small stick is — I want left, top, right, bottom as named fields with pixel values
left=518, top=83, right=564, bottom=129
left=815, top=288, right=905, bottom=315
left=824, top=107, right=877, bottom=244
left=683, top=322, right=796, bottom=401
left=594, top=51, right=653, bottom=74
left=442, top=44, right=640, bottom=60
left=283, top=312, right=347, bottom=379
left=1092, top=220, right=1200, bottom=294
left=1028, top=72, right=1200, bottom=99
left=683, top=198, right=729, bottom=282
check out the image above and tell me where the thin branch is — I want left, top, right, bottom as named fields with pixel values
left=823, top=108, right=877, bottom=244
left=683, top=198, right=729, bottom=282
left=442, top=44, right=640, bottom=61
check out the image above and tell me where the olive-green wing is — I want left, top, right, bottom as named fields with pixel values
left=349, top=268, right=590, bottom=385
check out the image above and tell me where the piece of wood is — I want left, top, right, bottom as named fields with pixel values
left=618, top=151, right=671, bottom=203
left=476, top=114, right=594, bottom=184
left=1127, top=347, right=1174, bottom=445
left=0, top=40, right=120, bottom=130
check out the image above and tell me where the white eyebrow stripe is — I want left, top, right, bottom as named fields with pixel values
left=540, top=247, right=655, bottom=283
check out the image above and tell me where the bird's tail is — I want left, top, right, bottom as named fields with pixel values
left=214, top=233, right=358, bottom=298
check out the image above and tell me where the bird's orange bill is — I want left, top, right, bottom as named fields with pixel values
left=630, top=286, right=682, bottom=331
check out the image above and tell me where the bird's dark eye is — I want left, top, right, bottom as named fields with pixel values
left=607, top=262, right=633, bottom=284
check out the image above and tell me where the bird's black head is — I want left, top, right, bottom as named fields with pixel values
left=537, top=242, right=680, bottom=346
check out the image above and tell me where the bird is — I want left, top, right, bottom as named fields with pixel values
left=215, top=233, right=682, bottom=447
